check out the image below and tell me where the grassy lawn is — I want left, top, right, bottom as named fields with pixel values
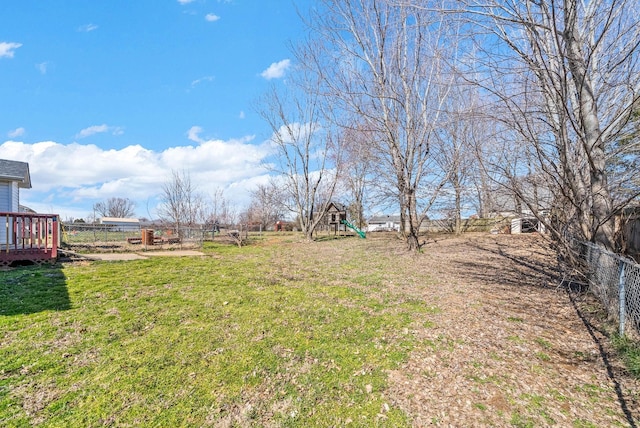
left=1, top=235, right=432, bottom=427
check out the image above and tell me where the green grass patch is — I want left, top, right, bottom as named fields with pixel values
left=0, top=238, right=430, bottom=426
left=507, top=335, right=526, bottom=344
left=534, top=337, right=552, bottom=350
left=535, top=352, right=551, bottom=362
left=473, top=402, right=487, bottom=411
left=510, top=411, right=535, bottom=428
left=611, top=334, right=640, bottom=378
left=572, top=419, right=599, bottom=428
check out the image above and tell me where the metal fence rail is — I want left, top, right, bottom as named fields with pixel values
left=581, top=241, right=640, bottom=337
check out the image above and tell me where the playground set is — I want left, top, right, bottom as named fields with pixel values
left=325, top=202, right=366, bottom=239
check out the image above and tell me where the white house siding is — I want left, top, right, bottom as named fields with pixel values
left=0, top=181, right=15, bottom=244
left=12, top=181, right=19, bottom=211
left=0, top=181, right=11, bottom=211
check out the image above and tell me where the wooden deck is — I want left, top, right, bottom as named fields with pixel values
left=0, top=212, right=59, bottom=266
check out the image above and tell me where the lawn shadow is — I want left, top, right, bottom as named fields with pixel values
left=0, top=264, right=71, bottom=316
left=314, top=234, right=357, bottom=242
left=457, top=236, right=637, bottom=427
left=568, top=291, right=638, bottom=427
left=454, top=237, right=559, bottom=290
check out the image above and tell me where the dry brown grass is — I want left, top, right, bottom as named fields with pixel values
left=370, top=232, right=640, bottom=427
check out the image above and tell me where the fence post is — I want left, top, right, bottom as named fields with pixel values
left=618, top=262, right=626, bottom=336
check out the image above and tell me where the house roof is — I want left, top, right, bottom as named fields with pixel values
left=19, top=205, right=37, bottom=213
left=0, top=159, right=31, bottom=188
left=369, top=215, right=401, bottom=224
left=100, top=217, right=140, bottom=224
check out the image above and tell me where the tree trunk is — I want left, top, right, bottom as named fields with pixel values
left=453, top=174, right=462, bottom=234
left=564, top=7, right=615, bottom=249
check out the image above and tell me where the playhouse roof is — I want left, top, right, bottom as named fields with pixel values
left=326, top=201, right=347, bottom=212
left=0, top=159, right=31, bottom=188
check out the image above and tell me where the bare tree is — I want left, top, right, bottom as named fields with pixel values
left=451, top=0, right=640, bottom=250
left=248, top=183, right=284, bottom=231
left=305, top=0, right=459, bottom=250
left=336, top=122, right=373, bottom=229
left=93, top=197, right=136, bottom=219
left=157, top=170, right=206, bottom=231
left=204, top=187, right=237, bottom=228
left=256, top=63, right=341, bottom=240
left=434, top=79, right=489, bottom=233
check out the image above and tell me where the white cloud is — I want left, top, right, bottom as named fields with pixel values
left=8, top=127, right=25, bottom=138
left=191, top=75, right=215, bottom=88
left=260, top=59, right=291, bottom=80
left=239, top=111, right=245, bottom=119
left=187, top=126, right=205, bottom=144
left=76, top=124, right=124, bottom=139
left=78, top=24, right=98, bottom=32
left=0, top=136, right=270, bottom=220
left=205, top=13, right=220, bottom=22
left=271, top=122, right=320, bottom=145
left=0, top=42, right=22, bottom=59
left=177, top=0, right=195, bottom=4
left=36, top=62, right=50, bottom=75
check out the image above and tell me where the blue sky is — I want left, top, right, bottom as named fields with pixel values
left=0, top=0, right=309, bottom=220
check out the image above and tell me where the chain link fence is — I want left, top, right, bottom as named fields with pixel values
left=61, top=223, right=205, bottom=250
left=580, top=241, right=640, bottom=337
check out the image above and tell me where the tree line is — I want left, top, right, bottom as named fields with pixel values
left=95, top=0, right=640, bottom=257
left=253, top=0, right=640, bottom=254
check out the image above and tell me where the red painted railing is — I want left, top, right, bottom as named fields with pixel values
left=0, top=212, right=59, bottom=265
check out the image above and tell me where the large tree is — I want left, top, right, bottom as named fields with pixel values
left=336, top=122, right=374, bottom=230
left=452, top=0, right=640, bottom=250
left=257, top=60, right=342, bottom=240
left=247, top=183, right=284, bottom=231
left=434, top=78, right=491, bottom=233
left=93, top=197, right=136, bottom=219
left=305, top=0, right=458, bottom=250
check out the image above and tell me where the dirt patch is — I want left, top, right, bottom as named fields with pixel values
left=82, top=250, right=205, bottom=261
left=380, top=233, right=639, bottom=426
left=82, top=253, right=148, bottom=261
left=140, top=250, right=205, bottom=257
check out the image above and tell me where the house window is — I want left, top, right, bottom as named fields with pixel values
left=331, top=214, right=336, bottom=222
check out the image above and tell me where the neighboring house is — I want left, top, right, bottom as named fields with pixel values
left=99, top=217, right=140, bottom=231
left=367, top=215, right=401, bottom=232
left=0, top=159, right=31, bottom=213
left=489, top=179, right=553, bottom=218
left=19, top=205, right=37, bottom=214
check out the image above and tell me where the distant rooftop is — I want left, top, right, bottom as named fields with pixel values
left=99, top=217, right=140, bottom=224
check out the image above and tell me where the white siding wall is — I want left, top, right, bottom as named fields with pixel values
left=0, top=181, right=10, bottom=211
left=11, top=181, right=19, bottom=211
left=0, top=181, right=17, bottom=245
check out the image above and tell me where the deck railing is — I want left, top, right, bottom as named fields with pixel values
left=0, top=212, right=59, bottom=265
